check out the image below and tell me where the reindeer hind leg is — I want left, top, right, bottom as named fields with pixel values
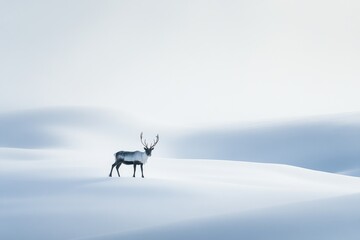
left=109, top=162, right=117, bottom=177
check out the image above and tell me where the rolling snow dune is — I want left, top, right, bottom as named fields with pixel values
left=171, top=114, right=360, bottom=175
left=83, top=193, right=360, bottom=240
left=1, top=152, right=360, bottom=240
left=0, top=107, right=135, bottom=149
left=2, top=107, right=360, bottom=176
left=1, top=108, right=360, bottom=239
left=0, top=107, right=170, bottom=159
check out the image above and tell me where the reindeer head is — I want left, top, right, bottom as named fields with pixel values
left=140, top=132, right=159, bottom=156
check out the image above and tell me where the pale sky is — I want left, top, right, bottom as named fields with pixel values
left=1, top=0, right=360, bottom=128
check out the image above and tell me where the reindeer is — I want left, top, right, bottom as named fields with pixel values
left=109, top=133, right=159, bottom=178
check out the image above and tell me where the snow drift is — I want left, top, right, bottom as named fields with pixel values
left=1, top=154, right=360, bottom=240
left=1, top=107, right=360, bottom=239
left=170, top=114, right=360, bottom=175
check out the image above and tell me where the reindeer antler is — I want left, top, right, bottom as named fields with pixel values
left=140, top=132, right=149, bottom=148
left=140, top=132, right=159, bottom=149
left=150, top=134, right=159, bottom=148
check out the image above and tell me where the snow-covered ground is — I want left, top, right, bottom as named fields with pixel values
left=1, top=148, right=360, bottom=240
left=171, top=114, right=360, bottom=176
left=1, top=108, right=360, bottom=239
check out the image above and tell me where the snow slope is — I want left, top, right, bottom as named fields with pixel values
left=170, top=114, right=360, bottom=175
left=84, top=193, right=360, bottom=240
left=2, top=107, right=360, bottom=176
left=1, top=108, right=360, bottom=239
left=1, top=151, right=360, bottom=240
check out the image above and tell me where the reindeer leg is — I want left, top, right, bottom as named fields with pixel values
left=133, top=164, right=137, bottom=177
left=109, top=163, right=117, bottom=177
left=116, top=163, right=122, bottom=177
left=140, top=164, right=144, bottom=178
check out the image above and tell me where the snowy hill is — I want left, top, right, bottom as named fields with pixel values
left=170, top=114, right=360, bottom=176
left=1, top=152, right=360, bottom=240
left=2, top=107, right=360, bottom=176
left=85, top=192, right=360, bottom=240
left=1, top=107, right=360, bottom=239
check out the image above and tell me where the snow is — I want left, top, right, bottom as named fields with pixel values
left=169, top=114, right=360, bottom=176
left=1, top=108, right=360, bottom=239
left=1, top=150, right=360, bottom=240
left=85, top=193, right=360, bottom=240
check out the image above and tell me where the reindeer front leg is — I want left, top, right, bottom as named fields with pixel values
left=133, top=164, right=137, bottom=177
left=140, top=164, right=144, bottom=178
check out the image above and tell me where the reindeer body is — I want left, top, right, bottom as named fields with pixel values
left=109, top=133, right=159, bottom=178
left=115, top=151, right=148, bottom=164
